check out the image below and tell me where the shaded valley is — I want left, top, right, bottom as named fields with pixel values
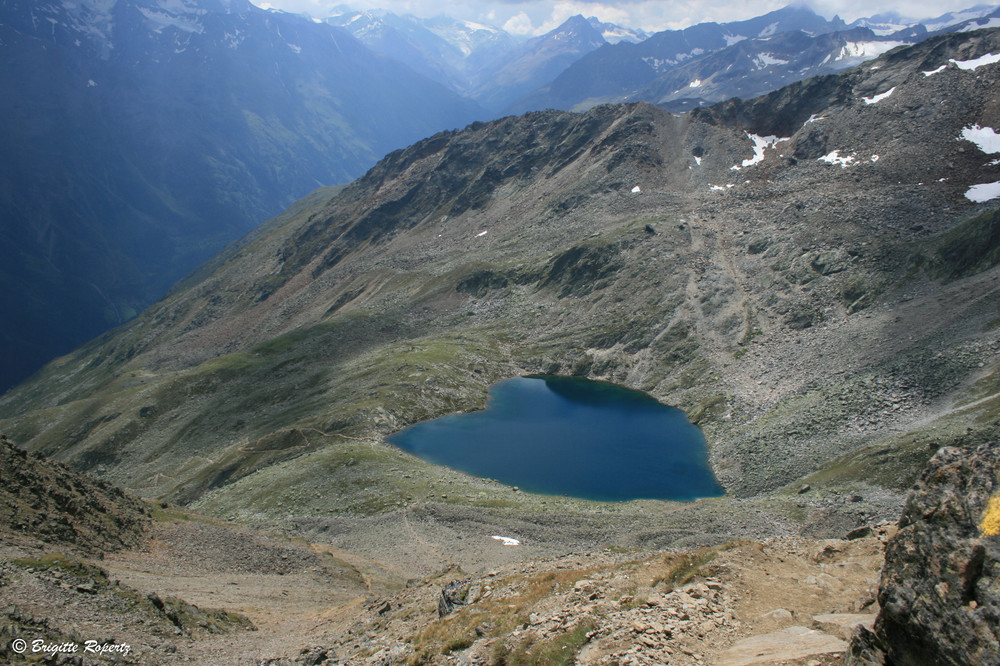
left=0, top=0, right=482, bottom=390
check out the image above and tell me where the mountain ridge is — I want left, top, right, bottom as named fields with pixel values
left=507, top=5, right=849, bottom=113
left=507, top=4, right=1000, bottom=113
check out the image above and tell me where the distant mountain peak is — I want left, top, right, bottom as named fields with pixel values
left=586, top=16, right=649, bottom=44
left=545, top=14, right=604, bottom=41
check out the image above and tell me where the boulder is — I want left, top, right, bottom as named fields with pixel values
left=811, top=613, right=876, bottom=641
left=846, top=443, right=1000, bottom=665
left=716, top=625, right=847, bottom=666
left=437, top=579, right=470, bottom=618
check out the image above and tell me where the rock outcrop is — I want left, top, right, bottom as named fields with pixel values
left=0, top=434, right=150, bottom=553
left=847, top=443, right=1000, bottom=664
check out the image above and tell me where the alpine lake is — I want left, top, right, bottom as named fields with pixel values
left=389, top=375, right=724, bottom=502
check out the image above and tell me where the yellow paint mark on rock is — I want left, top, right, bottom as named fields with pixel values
left=982, top=493, right=1000, bottom=537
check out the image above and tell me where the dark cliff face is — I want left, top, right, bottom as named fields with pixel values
left=4, top=30, right=1000, bottom=518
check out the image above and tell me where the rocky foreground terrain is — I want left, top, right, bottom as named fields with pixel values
left=2, top=435, right=997, bottom=664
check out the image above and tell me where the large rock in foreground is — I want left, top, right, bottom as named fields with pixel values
left=850, top=443, right=1000, bottom=664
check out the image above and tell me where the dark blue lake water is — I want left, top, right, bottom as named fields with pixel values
left=388, top=375, right=723, bottom=502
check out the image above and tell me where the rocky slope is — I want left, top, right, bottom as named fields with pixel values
left=0, top=439, right=391, bottom=664
left=4, top=29, right=1000, bottom=575
left=0, top=434, right=149, bottom=553
left=1, top=437, right=994, bottom=664
left=311, top=528, right=891, bottom=665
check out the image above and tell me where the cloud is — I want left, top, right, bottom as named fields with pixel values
left=502, top=11, right=536, bottom=34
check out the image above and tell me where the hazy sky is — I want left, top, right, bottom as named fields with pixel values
left=249, top=0, right=992, bottom=35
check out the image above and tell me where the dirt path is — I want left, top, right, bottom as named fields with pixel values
left=96, top=519, right=401, bottom=665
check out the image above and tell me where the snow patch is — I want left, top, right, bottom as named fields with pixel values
left=731, top=133, right=789, bottom=170
left=138, top=7, right=204, bottom=34
left=819, top=150, right=857, bottom=168
left=959, top=18, right=1000, bottom=32
left=87, top=79, right=97, bottom=87
left=871, top=155, right=880, bottom=162
left=863, top=87, right=896, bottom=105
left=836, top=41, right=904, bottom=61
left=804, top=114, right=825, bottom=125
left=689, top=79, right=703, bottom=88
left=723, top=33, right=746, bottom=46
left=759, top=22, right=780, bottom=37
left=224, top=30, right=244, bottom=48
left=852, top=18, right=910, bottom=37
left=311, top=17, right=322, bottom=24
left=926, top=8, right=998, bottom=32
left=491, top=535, right=520, bottom=546
left=694, top=156, right=702, bottom=166
left=631, top=186, right=641, bottom=193
left=475, top=230, right=488, bottom=237
left=950, top=53, right=1000, bottom=71
left=155, top=0, right=209, bottom=13
left=923, top=65, right=946, bottom=76
left=755, top=53, right=789, bottom=69
left=642, top=56, right=673, bottom=71
left=288, top=43, right=302, bottom=54
left=966, top=182, right=1000, bottom=202
left=960, top=124, right=1000, bottom=154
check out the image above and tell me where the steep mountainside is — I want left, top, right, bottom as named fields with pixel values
left=0, top=0, right=482, bottom=391
left=4, top=29, right=1000, bottom=571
